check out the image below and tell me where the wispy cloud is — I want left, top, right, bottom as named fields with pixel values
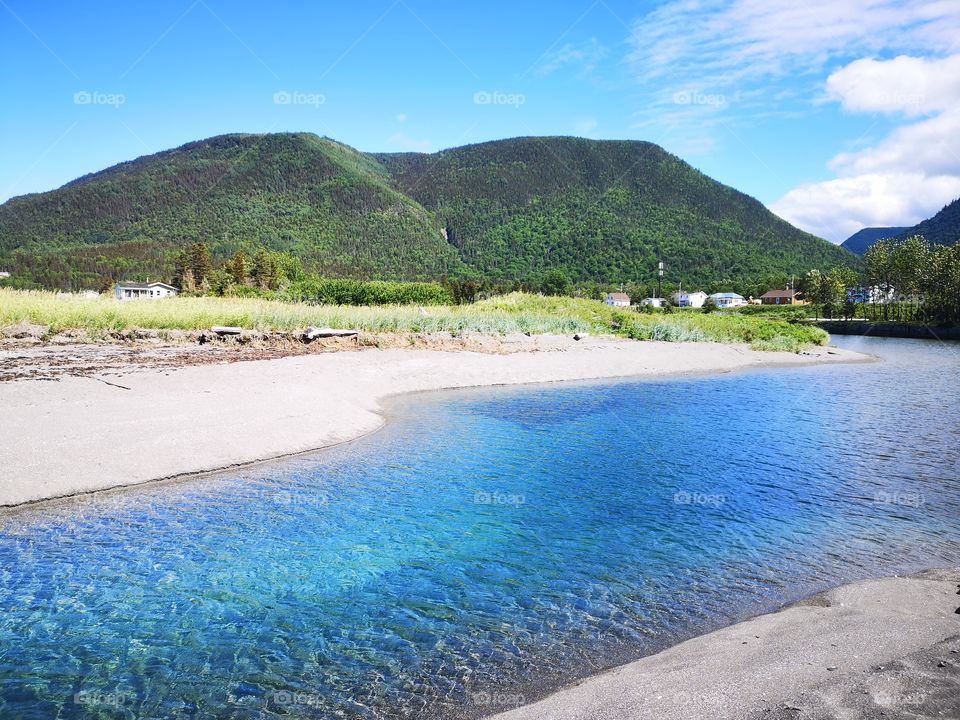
left=627, top=0, right=960, bottom=135
left=535, top=38, right=609, bottom=78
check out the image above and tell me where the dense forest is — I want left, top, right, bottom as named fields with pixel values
left=376, top=137, right=855, bottom=287
left=841, top=198, right=960, bottom=257
left=896, top=197, right=960, bottom=249
left=0, top=132, right=858, bottom=291
left=0, top=134, right=464, bottom=289
left=840, top=226, right=909, bottom=256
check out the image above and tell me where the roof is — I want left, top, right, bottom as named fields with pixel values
left=710, top=292, right=745, bottom=299
left=116, top=281, right=177, bottom=290
left=761, top=289, right=796, bottom=299
left=607, top=292, right=631, bottom=301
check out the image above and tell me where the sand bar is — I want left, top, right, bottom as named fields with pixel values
left=491, top=568, right=960, bottom=720
left=0, top=337, right=868, bottom=507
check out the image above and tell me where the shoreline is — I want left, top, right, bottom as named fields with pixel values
left=491, top=567, right=960, bottom=720
left=0, top=337, right=871, bottom=508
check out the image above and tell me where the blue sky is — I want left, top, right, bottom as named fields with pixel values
left=2, top=0, right=959, bottom=241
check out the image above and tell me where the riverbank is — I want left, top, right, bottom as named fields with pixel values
left=816, top=319, right=960, bottom=340
left=493, top=568, right=960, bottom=720
left=0, top=338, right=870, bottom=507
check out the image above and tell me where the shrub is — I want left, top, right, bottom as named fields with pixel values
left=283, top=278, right=452, bottom=306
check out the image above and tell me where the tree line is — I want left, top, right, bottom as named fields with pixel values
left=800, top=235, right=960, bottom=325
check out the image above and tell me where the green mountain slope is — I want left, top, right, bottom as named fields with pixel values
left=841, top=227, right=909, bottom=256
left=0, top=133, right=857, bottom=290
left=0, top=133, right=462, bottom=287
left=896, top=197, right=960, bottom=247
left=375, top=137, right=856, bottom=286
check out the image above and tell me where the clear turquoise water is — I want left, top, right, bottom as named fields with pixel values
left=1, top=336, right=959, bottom=719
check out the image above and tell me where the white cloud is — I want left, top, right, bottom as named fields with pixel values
left=771, top=172, right=960, bottom=242
left=825, top=54, right=960, bottom=116
left=396, top=113, right=408, bottom=123
left=387, top=132, right=432, bottom=152
left=772, top=55, right=960, bottom=242
left=830, top=107, right=960, bottom=176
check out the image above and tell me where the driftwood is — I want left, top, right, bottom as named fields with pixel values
left=210, top=326, right=243, bottom=336
left=302, top=327, right=359, bottom=343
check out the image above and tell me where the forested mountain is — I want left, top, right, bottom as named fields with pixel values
left=841, top=227, right=909, bottom=256
left=0, top=133, right=857, bottom=290
left=375, top=137, right=854, bottom=286
left=841, top=198, right=960, bottom=257
left=896, top=197, right=960, bottom=248
left=0, top=134, right=464, bottom=288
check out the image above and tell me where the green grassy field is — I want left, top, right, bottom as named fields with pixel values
left=0, top=289, right=828, bottom=351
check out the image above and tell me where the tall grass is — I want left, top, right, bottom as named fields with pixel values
left=0, top=288, right=828, bottom=351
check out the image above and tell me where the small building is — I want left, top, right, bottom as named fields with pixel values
left=640, top=297, right=664, bottom=308
left=605, top=292, right=631, bottom=308
left=673, top=290, right=708, bottom=308
left=760, top=289, right=799, bottom=305
left=709, top=292, right=747, bottom=309
left=847, top=286, right=894, bottom=304
left=0, top=271, right=10, bottom=279
left=115, top=281, right=178, bottom=301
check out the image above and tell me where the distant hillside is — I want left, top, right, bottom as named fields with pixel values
left=896, top=197, right=960, bottom=248
left=375, top=137, right=855, bottom=286
left=0, top=133, right=857, bottom=290
left=841, top=227, right=909, bottom=256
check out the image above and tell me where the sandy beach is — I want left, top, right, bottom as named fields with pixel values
left=0, top=336, right=868, bottom=507
left=492, top=568, right=960, bottom=720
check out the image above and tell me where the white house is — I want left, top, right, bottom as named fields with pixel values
left=115, top=281, right=178, bottom=301
left=673, top=290, right=708, bottom=308
left=0, top=271, right=10, bottom=279
left=847, top=286, right=895, bottom=304
left=605, top=292, right=631, bottom=307
left=640, top=297, right=664, bottom=308
left=709, top=292, right=747, bottom=309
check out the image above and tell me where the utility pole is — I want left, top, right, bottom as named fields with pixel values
left=657, top=261, right=664, bottom=299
